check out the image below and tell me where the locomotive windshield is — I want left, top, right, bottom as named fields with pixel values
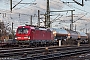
left=17, top=28, right=29, bottom=34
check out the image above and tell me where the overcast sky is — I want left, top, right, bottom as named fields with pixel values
left=0, top=0, right=90, bottom=33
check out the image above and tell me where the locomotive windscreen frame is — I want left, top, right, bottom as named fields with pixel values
left=17, top=28, right=29, bottom=34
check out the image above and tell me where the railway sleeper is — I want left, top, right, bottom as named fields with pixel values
left=39, top=55, right=48, bottom=60
left=47, top=54, right=54, bottom=60
left=0, top=52, right=25, bottom=57
left=53, top=53, right=61, bottom=59
left=0, top=53, right=10, bottom=57
left=20, top=58, right=27, bottom=60
left=33, top=55, right=40, bottom=60
left=64, top=53, right=71, bottom=56
left=70, top=52, right=77, bottom=55
left=24, top=51, right=35, bottom=54
left=26, top=57, right=33, bottom=60
left=82, top=50, right=89, bottom=53
left=76, top=51, right=84, bottom=54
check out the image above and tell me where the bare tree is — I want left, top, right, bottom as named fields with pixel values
left=0, top=21, right=12, bottom=39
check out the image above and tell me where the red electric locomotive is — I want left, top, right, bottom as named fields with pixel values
left=15, top=25, right=54, bottom=46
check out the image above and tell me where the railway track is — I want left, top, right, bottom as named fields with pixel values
left=0, top=45, right=90, bottom=60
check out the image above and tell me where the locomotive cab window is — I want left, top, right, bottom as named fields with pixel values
left=17, top=28, right=29, bottom=34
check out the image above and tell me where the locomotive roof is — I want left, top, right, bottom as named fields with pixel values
left=18, top=26, right=50, bottom=31
left=18, top=26, right=35, bottom=29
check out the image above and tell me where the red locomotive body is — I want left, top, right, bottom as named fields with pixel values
left=15, top=26, right=54, bottom=46
left=15, top=26, right=54, bottom=40
left=30, top=28, right=53, bottom=41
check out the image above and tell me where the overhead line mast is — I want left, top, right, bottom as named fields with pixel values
left=46, top=0, right=50, bottom=28
left=73, top=0, right=84, bottom=6
left=46, top=0, right=75, bottom=30
left=10, top=0, right=36, bottom=12
left=10, top=0, right=12, bottom=12
left=50, top=10, right=75, bottom=30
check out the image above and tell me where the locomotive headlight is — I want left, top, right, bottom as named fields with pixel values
left=24, top=37, right=28, bottom=38
left=28, top=36, right=30, bottom=39
left=24, top=36, right=30, bottom=39
left=15, top=37, right=17, bottom=39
